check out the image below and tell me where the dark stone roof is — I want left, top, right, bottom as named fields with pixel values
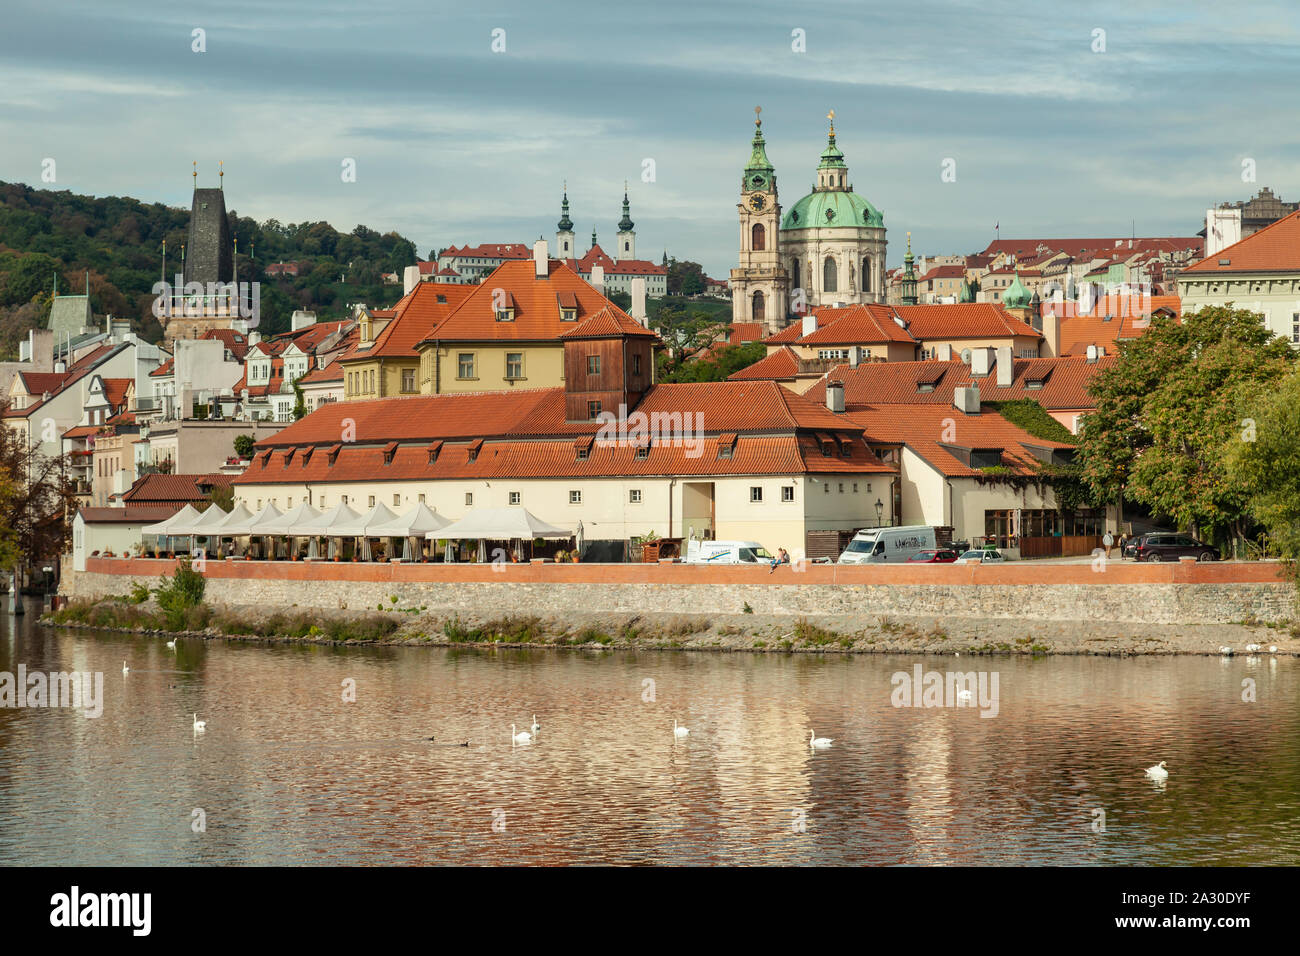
left=183, top=188, right=233, bottom=286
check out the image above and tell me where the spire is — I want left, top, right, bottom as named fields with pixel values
left=817, top=108, right=846, bottom=171
left=192, top=161, right=197, bottom=191
left=618, top=181, right=634, bottom=232
left=591, top=226, right=597, bottom=249
left=900, top=232, right=918, bottom=306
left=743, top=106, right=775, bottom=189
left=557, top=181, right=573, bottom=232
left=219, top=160, right=224, bottom=190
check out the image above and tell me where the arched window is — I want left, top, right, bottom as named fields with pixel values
left=751, top=223, right=766, bottom=251
left=752, top=290, right=765, bottom=323
left=823, top=256, right=838, bottom=293
left=790, top=259, right=799, bottom=289
left=861, top=256, right=872, bottom=293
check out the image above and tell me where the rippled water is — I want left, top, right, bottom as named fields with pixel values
left=2, top=600, right=1297, bottom=865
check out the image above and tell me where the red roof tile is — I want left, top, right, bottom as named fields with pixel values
left=557, top=306, right=658, bottom=340
left=120, top=473, right=234, bottom=503
left=1183, top=210, right=1300, bottom=274
left=728, top=345, right=800, bottom=381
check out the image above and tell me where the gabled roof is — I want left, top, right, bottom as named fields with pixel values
left=297, top=360, right=344, bottom=385
left=896, top=303, right=1040, bottom=340
left=441, top=243, right=532, bottom=260
left=728, top=345, right=800, bottom=381
left=1182, top=209, right=1300, bottom=274
left=149, top=359, right=175, bottom=378
left=846, top=403, right=1074, bottom=477
left=557, top=306, right=658, bottom=340
left=1053, top=294, right=1180, bottom=356
left=199, top=328, right=251, bottom=361
left=120, top=473, right=234, bottom=503
left=340, top=283, right=475, bottom=361
left=799, top=305, right=916, bottom=345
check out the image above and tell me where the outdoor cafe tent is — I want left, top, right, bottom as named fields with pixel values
left=426, top=507, right=571, bottom=541
left=253, top=501, right=321, bottom=536
left=223, top=502, right=280, bottom=536
left=141, top=504, right=202, bottom=538
left=166, top=504, right=231, bottom=537
left=213, top=503, right=255, bottom=534
left=331, top=502, right=396, bottom=561
left=368, top=502, right=449, bottom=562
left=296, top=502, right=362, bottom=559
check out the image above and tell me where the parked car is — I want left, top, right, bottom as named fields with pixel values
left=838, top=525, right=939, bottom=564
left=683, top=540, right=775, bottom=565
left=1129, top=533, right=1218, bottom=562
left=906, top=549, right=960, bottom=563
left=955, top=549, right=1005, bottom=564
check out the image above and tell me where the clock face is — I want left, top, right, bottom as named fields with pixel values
left=749, top=194, right=766, bottom=212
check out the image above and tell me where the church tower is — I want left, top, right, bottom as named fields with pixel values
left=729, top=107, right=788, bottom=332
left=615, top=184, right=636, bottom=262
left=556, top=184, right=575, bottom=259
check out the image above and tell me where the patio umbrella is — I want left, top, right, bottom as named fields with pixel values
left=308, top=536, right=319, bottom=559
left=443, top=540, right=454, bottom=563
left=575, top=520, right=585, bottom=559
left=328, top=537, right=338, bottom=560
left=401, top=536, right=413, bottom=562
left=477, top=538, right=487, bottom=563
left=360, top=536, right=372, bottom=561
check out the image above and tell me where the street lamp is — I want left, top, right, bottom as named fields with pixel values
left=875, top=498, right=884, bottom=526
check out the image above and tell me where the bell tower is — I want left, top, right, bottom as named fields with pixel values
left=729, top=107, right=789, bottom=332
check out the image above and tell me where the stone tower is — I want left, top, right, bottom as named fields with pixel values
left=556, top=186, right=576, bottom=259
left=729, top=107, right=789, bottom=332
left=615, top=185, right=636, bottom=262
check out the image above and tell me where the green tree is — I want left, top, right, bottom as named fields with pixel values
left=208, top=484, right=235, bottom=513
left=1225, top=367, right=1300, bottom=563
left=660, top=341, right=765, bottom=383
left=1076, top=305, right=1297, bottom=547
left=233, top=434, right=256, bottom=459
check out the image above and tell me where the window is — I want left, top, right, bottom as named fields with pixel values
left=576, top=447, right=589, bottom=460
left=458, top=353, right=475, bottom=378
left=465, top=493, right=473, bottom=506
left=506, top=352, right=524, bottom=379
left=587, top=400, right=602, bottom=420
left=561, top=308, right=577, bottom=322
left=635, top=446, right=649, bottom=460
left=393, top=494, right=400, bottom=506
left=418, top=494, right=425, bottom=503
left=718, top=445, right=734, bottom=459
left=632, top=354, right=641, bottom=375
left=751, top=223, right=766, bottom=251
left=287, top=497, right=293, bottom=507
left=1293, top=312, right=1299, bottom=345
left=750, top=486, right=763, bottom=503
left=401, top=368, right=416, bottom=392
left=782, top=486, right=795, bottom=502
left=629, top=489, right=642, bottom=503
left=368, top=495, right=376, bottom=507
left=821, top=441, right=834, bottom=457
left=970, top=449, right=1003, bottom=469
left=841, top=443, right=852, bottom=458
left=752, top=290, right=765, bottom=323
left=853, top=482, right=859, bottom=493
left=569, top=490, right=582, bottom=504
left=587, top=355, right=601, bottom=375
left=496, top=308, right=514, bottom=322
left=509, top=491, right=520, bottom=505
left=824, top=483, right=830, bottom=493
left=823, top=256, right=838, bottom=292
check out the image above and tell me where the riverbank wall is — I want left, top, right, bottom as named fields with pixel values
left=62, top=556, right=1295, bottom=626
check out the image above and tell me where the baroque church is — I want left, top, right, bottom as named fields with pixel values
left=730, top=109, right=887, bottom=332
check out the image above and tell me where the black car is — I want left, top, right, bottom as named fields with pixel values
left=1128, top=533, right=1218, bottom=562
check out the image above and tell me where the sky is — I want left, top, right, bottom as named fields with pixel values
left=2, top=0, right=1299, bottom=278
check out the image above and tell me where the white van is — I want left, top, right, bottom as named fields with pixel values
left=837, top=526, right=937, bottom=564
left=684, top=540, right=776, bottom=565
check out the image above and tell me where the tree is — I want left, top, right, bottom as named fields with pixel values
left=207, top=484, right=235, bottom=513
left=0, top=406, right=74, bottom=572
left=1076, top=305, right=1297, bottom=547
left=666, top=258, right=706, bottom=297
left=292, top=379, right=307, bottom=420
left=660, top=341, right=765, bottom=383
left=1225, top=367, right=1300, bottom=563
left=233, top=434, right=256, bottom=459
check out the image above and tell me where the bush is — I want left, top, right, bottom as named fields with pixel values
left=154, top=559, right=207, bottom=630
left=127, top=581, right=151, bottom=604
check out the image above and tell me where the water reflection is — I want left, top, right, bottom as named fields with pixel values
left=1, top=599, right=1297, bottom=865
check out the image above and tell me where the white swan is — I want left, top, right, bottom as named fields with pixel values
left=1219, top=646, right=1233, bottom=656
left=530, top=714, right=540, bottom=733
left=192, top=713, right=206, bottom=732
left=1245, top=643, right=1261, bottom=653
left=1270, top=645, right=1278, bottom=654
left=1144, top=760, right=1168, bottom=781
left=511, top=724, right=532, bottom=745
left=121, top=661, right=129, bottom=674
left=166, top=640, right=176, bottom=650
left=673, top=719, right=689, bottom=737
left=809, top=730, right=833, bottom=749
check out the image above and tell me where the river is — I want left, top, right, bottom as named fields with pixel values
left=2, top=599, right=1297, bottom=865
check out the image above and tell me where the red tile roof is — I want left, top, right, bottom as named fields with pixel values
left=76, top=505, right=183, bottom=524
left=120, top=473, right=234, bottom=503
left=101, top=377, right=132, bottom=408
left=980, top=237, right=1202, bottom=260
left=340, top=283, right=475, bottom=361
left=896, top=303, right=1040, bottom=340
left=728, top=345, right=800, bottom=381
left=441, top=243, right=533, bottom=260
left=804, top=356, right=1112, bottom=411
left=846, top=403, right=1073, bottom=477
left=1183, top=210, right=1300, bottom=274
left=298, top=361, right=343, bottom=385
left=1051, top=294, right=1180, bottom=356
left=727, top=323, right=765, bottom=345
left=557, top=306, right=658, bottom=340
left=799, top=305, right=916, bottom=345
left=149, top=359, right=175, bottom=378
left=200, top=328, right=252, bottom=361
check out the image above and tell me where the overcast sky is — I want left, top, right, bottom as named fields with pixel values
left=2, top=0, right=1298, bottom=277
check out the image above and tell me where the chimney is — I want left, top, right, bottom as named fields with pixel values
left=936, top=343, right=952, bottom=362
left=590, top=265, right=605, bottom=294
left=249, top=330, right=261, bottom=346
left=533, top=239, right=548, bottom=279
left=995, top=345, right=1013, bottom=387
left=826, top=380, right=845, bottom=413
left=801, top=312, right=817, bottom=337
left=1086, top=344, right=1098, bottom=364
left=402, top=265, right=420, bottom=296
left=291, top=310, right=317, bottom=332
left=953, top=385, right=980, bottom=415
left=970, top=347, right=992, bottom=378
left=1041, top=309, right=1061, bottom=358
left=630, top=277, right=648, bottom=326
left=850, top=346, right=861, bottom=368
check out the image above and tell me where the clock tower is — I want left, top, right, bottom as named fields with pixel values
left=730, top=107, right=789, bottom=332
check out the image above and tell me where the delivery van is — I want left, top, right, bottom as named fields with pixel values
left=837, top=526, right=937, bottom=564
left=684, top=540, right=776, bottom=565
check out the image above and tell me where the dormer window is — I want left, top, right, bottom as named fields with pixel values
left=971, top=449, right=1003, bottom=469
left=383, top=441, right=398, bottom=465
left=427, top=440, right=443, bottom=464
left=562, top=309, right=577, bottom=321
left=635, top=445, right=650, bottom=460
left=496, top=307, right=515, bottom=322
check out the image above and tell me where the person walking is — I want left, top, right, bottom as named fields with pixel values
left=1103, top=531, right=1114, bottom=559
left=1117, top=532, right=1128, bottom=560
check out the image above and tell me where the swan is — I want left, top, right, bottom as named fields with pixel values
left=1144, top=760, right=1168, bottom=781
left=673, top=719, right=689, bottom=737
left=1270, top=645, right=1278, bottom=654
left=122, top=661, right=129, bottom=674
left=530, top=714, right=540, bottom=733
left=809, top=730, right=833, bottom=749
left=1219, top=646, right=1233, bottom=656
left=192, top=713, right=206, bottom=732
left=166, top=640, right=176, bottom=650
left=1245, top=643, right=1261, bottom=653
left=511, top=724, right=532, bottom=745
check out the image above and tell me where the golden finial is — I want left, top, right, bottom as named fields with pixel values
left=827, top=109, right=836, bottom=135
left=754, top=105, right=762, bottom=127
left=192, top=161, right=197, bottom=184
left=219, top=160, right=224, bottom=188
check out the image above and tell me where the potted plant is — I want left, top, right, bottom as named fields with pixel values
left=555, top=549, right=567, bottom=562
left=635, top=530, right=662, bottom=563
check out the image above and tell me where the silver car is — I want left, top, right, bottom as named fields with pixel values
left=955, top=549, right=1004, bottom=564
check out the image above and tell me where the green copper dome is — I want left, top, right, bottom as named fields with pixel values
left=743, top=114, right=775, bottom=192
left=782, top=189, right=882, bottom=230
left=1002, top=271, right=1032, bottom=309
left=817, top=130, right=846, bottom=170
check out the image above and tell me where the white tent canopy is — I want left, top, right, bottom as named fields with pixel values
left=427, top=507, right=572, bottom=541
left=297, top=502, right=363, bottom=535
left=254, top=501, right=321, bottom=536
left=141, top=504, right=202, bottom=536
left=226, top=501, right=281, bottom=535
left=213, top=503, right=256, bottom=534
left=367, top=502, right=448, bottom=537
left=168, top=504, right=231, bottom=537
left=332, top=502, right=396, bottom=538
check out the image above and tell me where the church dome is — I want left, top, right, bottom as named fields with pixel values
left=1002, top=271, right=1032, bottom=308
left=781, top=189, right=883, bottom=230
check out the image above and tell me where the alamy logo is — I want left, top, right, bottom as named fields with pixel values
left=151, top=274, right=260, bottom=325
left=49, top=886, right=151, bottom=936
left=0, top=666, right=103, bottom=718
left=594, top=403, right=704, bottom=459
left=890, top=665, right=999, bottom=718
